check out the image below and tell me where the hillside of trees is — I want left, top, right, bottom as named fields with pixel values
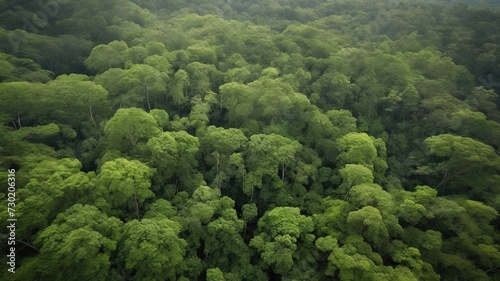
left=427, top=0, right=500, bottom=8
left=0, top=0, right=499, bottom=280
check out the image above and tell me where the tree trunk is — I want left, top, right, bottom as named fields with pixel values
left=216, top=153, right=221, bottom=189
left=281, top=164, right=286, bottom=182
left=16, top=111, right=22, bottom=128
left=144, top=82, right=151, bottom=111
left=131, top=193, right=141, bottom=220
left=344, top=183, right=353, bottom=201
left=88, top=105, right=97, bottom=127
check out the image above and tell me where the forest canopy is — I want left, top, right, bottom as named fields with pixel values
left=0, top=0, right=499, bottom=280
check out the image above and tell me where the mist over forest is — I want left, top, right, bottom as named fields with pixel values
left=0, top=0, right=499, bottom=280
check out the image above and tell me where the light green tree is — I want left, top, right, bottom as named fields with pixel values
left=95, top=158, right=155, bottom=220
left=200, top=126, right=247, bottom=189
left=103, top=107, right=161, bottom=153
left=84, top=40, right=129, bottom=73
left=250, top=207, right=314, bottom=275
left=119, top=218, right=186, bottom=280
left=13, top=204, right=122, bottom=281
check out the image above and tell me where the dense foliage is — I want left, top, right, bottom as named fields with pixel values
left=1, top=0, right=499, bottom=280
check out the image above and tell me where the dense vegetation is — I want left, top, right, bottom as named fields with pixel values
left=1, top=0, right=499, bottom=280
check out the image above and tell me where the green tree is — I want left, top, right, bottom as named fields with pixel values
left=125, top=45, right=148, bottom=64
left=339, top=164, right=374, bottom=199
left=250, top=207, right=314, bottom=275
left=242, top=203, right=258, bottom=234
left=200, top=126, right=247, bottom=189
left=149, top=109, right=169, bottom=130
left=43, top=74, right=110, bottom=130
left=207, top=268, right=225, bottom=281
left=315, top=235, right=386, bottom=281
left=13, top=204, right=121, bottom=281
left=416, top=134, right=500, bottom=204
left=103, top=107, right=161, bottom=153
left=144, top=54, right=173, bottom=74
left=118, top=218, right=186, bottom=280
left=174, top=185, right=255, bottom=279
left=95, top=158, right=155, bottom=220
left=335, top=132, right=388, bottom=183
left=187, top=43, right=217, bottom=64
left=185, top=62, right=221, bottom=97
left=143, top=130, right=203, bottom=196
left=466, top=86, right=500, bottom=121
left=0, top=53, right=52, bottom=82
left=245, top=134, right=302, bottom=201
left=219, top=82, right=254, bottom=127
left=84, top=40, right=129, bottom=73
left=12, top=157, right=92, bottom=240
left=94, top=64, right=169, bottom=111
left=169, top=69, right=190, bottom=114
left=224, top=67, right=252, bottom=84
left=0, top=81, right=42, bottom=128
left=122, top=64, right=169, bottom=111
left=336, top=133, right=377, bottom=168
left=346, top=206, right=390, bottom=249
left=205, top=203, right=252, bottom=277
left=450, top=109, right=500, bottom=151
